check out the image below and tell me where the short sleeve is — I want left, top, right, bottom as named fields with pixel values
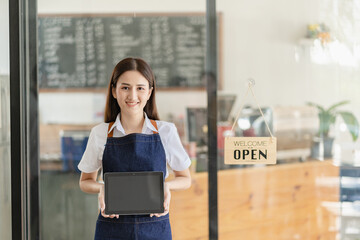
left=77, top=126, right=103, bottom=173
left=163, top=123, right=191, bottom=171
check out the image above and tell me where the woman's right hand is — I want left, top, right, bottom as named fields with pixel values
left=98, top=184, right=119, bottom=218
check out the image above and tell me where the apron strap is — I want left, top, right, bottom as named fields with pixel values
left=107, top=122, right=115, bottom=138
left=150, top=119, right=159, bottom=134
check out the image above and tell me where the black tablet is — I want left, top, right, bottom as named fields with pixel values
left=104, top=171, right=164, bottom=215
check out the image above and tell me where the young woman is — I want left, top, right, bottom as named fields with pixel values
left=78, top=57, right=191, bottom=240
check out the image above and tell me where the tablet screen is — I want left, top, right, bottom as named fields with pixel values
left=104, top=172, right=164, bottom=215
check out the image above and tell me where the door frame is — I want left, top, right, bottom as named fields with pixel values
left=9, top=0, right=39, bottom=239
left=206, top=0, right=219, bottom=239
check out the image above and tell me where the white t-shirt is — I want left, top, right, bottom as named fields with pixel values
left=78, top=113, right=191, bottom=178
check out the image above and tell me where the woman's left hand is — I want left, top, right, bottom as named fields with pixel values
left=150, top=182, right=171, bottom=217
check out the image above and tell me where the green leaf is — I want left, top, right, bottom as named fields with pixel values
left=318, top=111, right=332, bottom=137
left=339, top=111, right=359, bottom=142
left=327, top=100, right=349, bottom=113
left=307, top=102, right=325, bottom=113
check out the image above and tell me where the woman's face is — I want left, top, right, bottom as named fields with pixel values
left=112, top=70, right=153, bottom=117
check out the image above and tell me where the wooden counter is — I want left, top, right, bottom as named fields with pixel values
left=169, top=160, right=339, bottom=240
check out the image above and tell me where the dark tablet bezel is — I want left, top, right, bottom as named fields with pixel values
left=104, top=171, right=164, bottom=215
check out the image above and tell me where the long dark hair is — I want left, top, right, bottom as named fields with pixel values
left=104, top=57, right=160, bottom=122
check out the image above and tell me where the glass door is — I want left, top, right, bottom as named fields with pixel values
left=216, top=0, right=360, bottom=239
left=20, top=0, right=360, bottom=239
left=37, top=0, right=209, bottom=239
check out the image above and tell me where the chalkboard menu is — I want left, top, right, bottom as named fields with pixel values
left=38, top=14, right=206, bottom=89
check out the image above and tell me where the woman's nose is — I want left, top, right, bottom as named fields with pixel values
left=128, top=88, right=137, bottom=99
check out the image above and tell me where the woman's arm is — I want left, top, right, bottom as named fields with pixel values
left=151, top=168, right=191, bottom=217
left=166, top=168, right=192, bottom=191
left=79, top=171, right=102, bottom=194
left=79, top=171, right=119, bottom=218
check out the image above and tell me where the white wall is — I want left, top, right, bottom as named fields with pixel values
left=0, top=0, right=9, bottom=75
left=38, top=91, right=206, bottom=124
left=37, top=0, right=360, bottom=129
left=38, top=0, right=206, bottom=13
left=217, top=0, right=360, bottom=116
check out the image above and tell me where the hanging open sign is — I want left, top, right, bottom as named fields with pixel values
left=224, top=80, right=277, bottom=165
left=224, top=137, right=277, bottom=165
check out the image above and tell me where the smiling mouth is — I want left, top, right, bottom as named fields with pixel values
left=126, top=102, right=139, bottom=107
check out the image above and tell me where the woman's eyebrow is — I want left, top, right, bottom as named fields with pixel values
left=119, top=83, right=146, bottom=86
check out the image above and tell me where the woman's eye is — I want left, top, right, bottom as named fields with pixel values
left=121, top=87, right=129, bottom=90
left=138, top=87, right=145, bottom=90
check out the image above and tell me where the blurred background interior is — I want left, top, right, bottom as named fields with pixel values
left=2, top=0, right=360, bottom=239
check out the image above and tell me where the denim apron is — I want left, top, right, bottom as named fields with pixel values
left=94, top=120, right=172, bottom=240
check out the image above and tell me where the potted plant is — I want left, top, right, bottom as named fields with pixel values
left=307, top=100, right=359, bottom=159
